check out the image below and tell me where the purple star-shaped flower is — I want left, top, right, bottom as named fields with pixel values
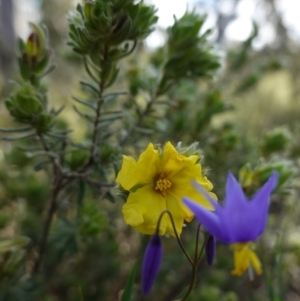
left=183, top=171, right=278, bottom=244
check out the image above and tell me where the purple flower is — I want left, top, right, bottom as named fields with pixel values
left=183, top=171, right=278, bottom=244
left=205, top=235, right=216, bottom=266
left=142, top=234, right=163, bottom=295
left=183, top=171, right=278, bottom=276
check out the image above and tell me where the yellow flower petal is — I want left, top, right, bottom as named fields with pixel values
left=160, top=142, right=186, bottom=177
left=230, top=243, right=262, bottom=276
left=116, top=155, right=139, bottom=191
left=248, top=249, right=262, bottom=275
left=122, top=185, right=168, bottom=235
left=116, top=143, right=159, bottom=191
left=171, top=163, right=215, bottom=210
left=165, top=193, right=192, bottom=236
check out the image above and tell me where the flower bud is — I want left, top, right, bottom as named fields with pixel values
left=5, top=85, right=44, bottom=123
left=205, top=235, right=216, bottom=266
left=142, top=234, right=163, bottom=295
left=26, top=32, right=39, bottom=58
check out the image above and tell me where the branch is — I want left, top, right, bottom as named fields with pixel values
left=31, top=180, right=61, bottom=275
left=65, top=171, right=115, bottom=188
left=78, top=48, right=109, bottom=172
left=119, top=94, right=157, bottom=146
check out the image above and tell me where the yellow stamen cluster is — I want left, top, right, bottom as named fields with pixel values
left=155, top=178, right=172, bottom=191
left=230, top=243, right=262, bottom=276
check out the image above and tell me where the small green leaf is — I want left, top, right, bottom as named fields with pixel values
left=44, top=131, right=67, bottom=139
left=34, top=55, right=50, bottom=74
left=51, top=105, right=65, bottom=116
left=18, top=145, right=43, bottom=152
left=38, top=64, right=56, bottom=78
left=83, top=57, right=99, bottom=83
left=26, top=150, right=58, bottom=159
left=73, top=96, right=96, bottom=110
left=102, top=110, right=123, bottom=115
left=18, top=38, right=26, bottom=53
left=0, top=126, right=32, bottom=133
left=79, top=80, right=99, bottom=94
left=33, top=160, right=50, bottom=171
left=73, top=105, right=95, bottom=121
left=3, top=132, right=36, bottom=141
left=18, top=57, right=31, bottom=81
left=99, top=114, right=123, bottom=123
left=121, top=263, right=137, bottom=301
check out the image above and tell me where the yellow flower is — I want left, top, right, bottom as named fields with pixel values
left=116, top=142, right=215, bottom=236
left=230, top=243, right=262, bottom=276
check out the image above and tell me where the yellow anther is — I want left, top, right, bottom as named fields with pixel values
left=155, top=178, right=172, bottom=191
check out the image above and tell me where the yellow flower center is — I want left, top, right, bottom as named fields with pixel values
left=230, top=242, right=262, bottom=276
left=155, top=178, right=172, bottom=191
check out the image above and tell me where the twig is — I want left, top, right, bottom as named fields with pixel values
left=156, top=210, right=193, bottom=267
left=194, top=224, right=201, bottom=263
left=79, top=47, right=109, bottom=172
left=119, top=93, right=157, bottom=146
left=31, top=180, right=61, bottom=275
left=65, top=171, right=115, bottom=187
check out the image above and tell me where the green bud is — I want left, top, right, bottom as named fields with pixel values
left=5, top=85, right=44, bottom=124
left=176, top=141, right=202, bottom=158
left=255, top=160, right=294, bottom=189
left=23, top=23, right=46, bottom=64
left=239, top=159, right=294, bottom=195
left=26, top=32, right=39, bottom=58
left=128, top=3, right=158, bottom=40
left=28, top=23, right=46, bottom=56
left=68, top=0, right=158, bottom=60
left=18, top=23, right=52, bottom=82
left=260, top=127, right=292, bottom=157
left=161, top=12, right=219, bottom=85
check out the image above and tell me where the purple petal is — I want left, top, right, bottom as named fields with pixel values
left=223, top=201, right=255, bottom=242
left=248, top=171, right=278, bottom=237
left=142, top=234, right=163, bottom=295
left=183, top=198, right=228, bottom=242
left=221, top=172, right=257, bottom=242
left=224, top=171, right=278, bottom=242
left=205, top=235, right=216, bottom=265
left=224, top=171, right=248, bottom=209
left=192, top=181, right=221, bottom=212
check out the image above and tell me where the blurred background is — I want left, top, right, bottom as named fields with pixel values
left=1, top=1, right=300, bottom=301
left=2, top=0, right=300, bottom=132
